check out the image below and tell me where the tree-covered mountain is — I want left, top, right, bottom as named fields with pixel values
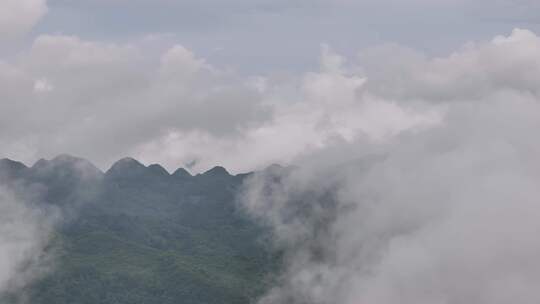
left=0, top=155, right=277, bottom=304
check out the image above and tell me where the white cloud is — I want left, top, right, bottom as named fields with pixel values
left=133, top=45, right=439, bottom=172
left=0, top=29, right=539, bottom=178
left=241, top=29, right=540, bottom=304
left=0, top=34, right=269, bottom=168
left=359, top=28, right=540, bottom=102
left=0, top=0, right=47, bottom=41
left=33, top=78, right=53, bottom=92
left=159, top=45, right=213, bottom=79
left=0, top=186, right=58, bottom=296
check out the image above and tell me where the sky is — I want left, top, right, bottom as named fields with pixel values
left=1, top=0, right=540, bottom=173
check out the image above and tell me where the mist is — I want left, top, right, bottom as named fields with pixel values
left=0, top=185, right=58, bottom=301
left=241, top=29, right=540, bottom=304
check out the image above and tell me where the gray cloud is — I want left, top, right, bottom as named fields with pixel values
left=240, top=29, right=540, bottom=304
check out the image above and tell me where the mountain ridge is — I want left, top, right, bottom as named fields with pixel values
left=0, top=154, right=290, bottom=184
left=0, top=154, right=258, bottom=178
left=0, top=154, right=281, bottom=304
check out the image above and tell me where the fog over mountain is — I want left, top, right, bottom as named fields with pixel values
left=237, top=29, right=540, bottom=304
left=0, top=186, right=57, bottom=298
left=1, top=1, right=540, bottom=173
left=0, top=155, right=277, bottom=303
left=2, top=1, right=540, bottom=303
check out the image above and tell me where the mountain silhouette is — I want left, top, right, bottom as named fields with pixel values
left=0, top=155, right=278, bottom=304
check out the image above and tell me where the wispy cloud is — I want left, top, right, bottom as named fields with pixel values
left=0, top=186, right=59, bottom=300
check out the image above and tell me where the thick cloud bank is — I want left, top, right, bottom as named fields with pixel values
left=0, top=186, right=57, bottom=298
left=0, top=34, right=269, bottom=171
left=1, top=27, right=540, bottom=175
left=241, top=29, right=540, bottom=304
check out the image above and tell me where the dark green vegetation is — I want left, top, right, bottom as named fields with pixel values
left=0, top=155, right=277, bottom=304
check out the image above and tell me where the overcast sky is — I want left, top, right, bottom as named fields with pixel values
left=1, top=0, right=540, bottom=172
left=30, top=0, right=540, bottom=72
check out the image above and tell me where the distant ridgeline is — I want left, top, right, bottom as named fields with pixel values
left=0, top=155, right=278, bottom=304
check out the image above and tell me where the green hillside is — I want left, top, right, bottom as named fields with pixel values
left=0, top=156, right=277, bottom=304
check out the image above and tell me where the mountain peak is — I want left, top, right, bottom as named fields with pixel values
left=52, top=154, right=102, bottom=172
left=30, top=155, right=103, bottom=179
left=202, top=166, right=230, bottom=177
left=148, top=164, right=170, bottom=176
left=52, top=154, right=82, bottom=162
left=115, top=157, right=143, bottom=165
left=0, top=158, right=27, bottom=168
left=106, top=157, right=147, bottom=176
left=0, top=158, right=28, bottom=178
left=32, top=158, right=49, bottom=169
left=172, top=167, right=192, bottom=179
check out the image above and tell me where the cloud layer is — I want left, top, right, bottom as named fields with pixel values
left=0, top=34, right=270, bottom=170
left=240, top=29, right=540, bottom=304
left=2, top=28, right=540, bottom=175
